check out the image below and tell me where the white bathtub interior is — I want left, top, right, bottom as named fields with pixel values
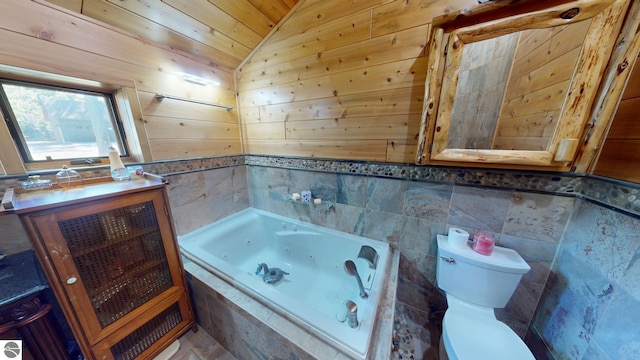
left=178, top=208, right=390, bottom=359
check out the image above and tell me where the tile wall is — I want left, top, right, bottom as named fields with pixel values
left=164, top=165, right=249, bottom=236
left=2, top=155, right=639, bottom=359
left=530, top=199, right=640, bottom=359
left=246, top=165, right=570, bottom=337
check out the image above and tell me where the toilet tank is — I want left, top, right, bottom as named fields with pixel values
left=436, top=235, right=530, bottom=308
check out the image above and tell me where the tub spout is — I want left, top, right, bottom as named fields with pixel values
left=345, top=300, right=358, bottom=328
left=357, top=245, right=378, bottom=269
left=344, top=260, right=368, bottom=299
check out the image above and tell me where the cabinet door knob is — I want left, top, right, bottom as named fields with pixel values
left=66, top=277, right=77, bottom=285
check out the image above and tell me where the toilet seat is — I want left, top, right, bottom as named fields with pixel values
left=441, top=309, right=535, bottom=360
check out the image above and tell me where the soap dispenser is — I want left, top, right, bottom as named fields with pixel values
left=108, top=146, right=130, bottom=181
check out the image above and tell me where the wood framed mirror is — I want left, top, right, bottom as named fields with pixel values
left=415, top=0, right=624, bottom=168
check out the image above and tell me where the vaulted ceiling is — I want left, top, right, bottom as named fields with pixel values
left=45, top=0, right=300, bottom=71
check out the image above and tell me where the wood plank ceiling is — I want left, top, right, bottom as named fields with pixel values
left=45, top=0, right=300, bottom=71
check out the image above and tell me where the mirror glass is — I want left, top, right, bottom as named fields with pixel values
left=446, top=19, right=592, bottom=151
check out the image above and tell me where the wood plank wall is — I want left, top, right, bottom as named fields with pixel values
left=237, top=0, right=478, bottom=163
left=45, top=0, right=300, bottom=71
left=492, top=20, right=591, bottom=151
left=0, top=0, right=240, bottom=174
left=593, top=56, right=640, bottom=182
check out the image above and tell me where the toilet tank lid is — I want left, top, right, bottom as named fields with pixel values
left=437, top=235, right=530, bottom=274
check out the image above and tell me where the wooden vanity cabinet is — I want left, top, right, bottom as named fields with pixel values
left=10, top=177, right=194, bottom=360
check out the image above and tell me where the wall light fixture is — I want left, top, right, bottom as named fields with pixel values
left=178, top=72, right=220, bottom=86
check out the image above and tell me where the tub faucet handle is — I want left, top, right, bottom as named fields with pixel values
left=345, top=300, right=358, bottom=328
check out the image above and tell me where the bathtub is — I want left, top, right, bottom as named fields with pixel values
left=178, top=207, right=391, bottom=359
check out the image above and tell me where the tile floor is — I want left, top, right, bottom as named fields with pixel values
left=390, top=303, right=442, bottom=360
left=170, top=301, right=438, bottom=360
left=170, top=329, right=236, bottom=360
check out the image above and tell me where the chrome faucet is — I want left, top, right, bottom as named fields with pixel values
left=345, top=300, right=359, bottom=328
left=344, top=260, right=368, bottom=299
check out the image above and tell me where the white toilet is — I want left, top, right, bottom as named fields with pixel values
left=435, top=235, right=535, bottom=360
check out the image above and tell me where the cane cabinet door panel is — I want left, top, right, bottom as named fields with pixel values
left=26, top=189, right=186, bottom=346
left=90, top=291, right=192, bottom=360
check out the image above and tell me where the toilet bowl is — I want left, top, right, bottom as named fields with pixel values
left=435, top=234, right=535, bottom=360
left=439, top=294, right=534, bottom=360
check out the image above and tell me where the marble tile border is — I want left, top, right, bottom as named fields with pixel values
left=244, top=155, right=640, bottom=219
left=2, top=154, right=639, bottom=218
left=581, top=175, right=640, bottom=214
left=244, top=155, right=582, bottom=193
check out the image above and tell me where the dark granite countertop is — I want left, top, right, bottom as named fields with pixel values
left=0, top=250, right=47, bottom=308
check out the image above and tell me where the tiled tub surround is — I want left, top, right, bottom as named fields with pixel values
left=185, top=250, right=399, bottom=360
left=2, top=155, right=640, bottom=359
left=246, top=165, right=571, bottom=339
left=243, top=158, right=640, bottom=359
left=179, top=207, right=394, bottom=359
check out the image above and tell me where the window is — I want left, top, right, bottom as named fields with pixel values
left=0, top=79, right=128, bottom=163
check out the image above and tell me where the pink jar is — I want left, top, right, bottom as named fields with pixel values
left=473, top=231, right=495, bottom=255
